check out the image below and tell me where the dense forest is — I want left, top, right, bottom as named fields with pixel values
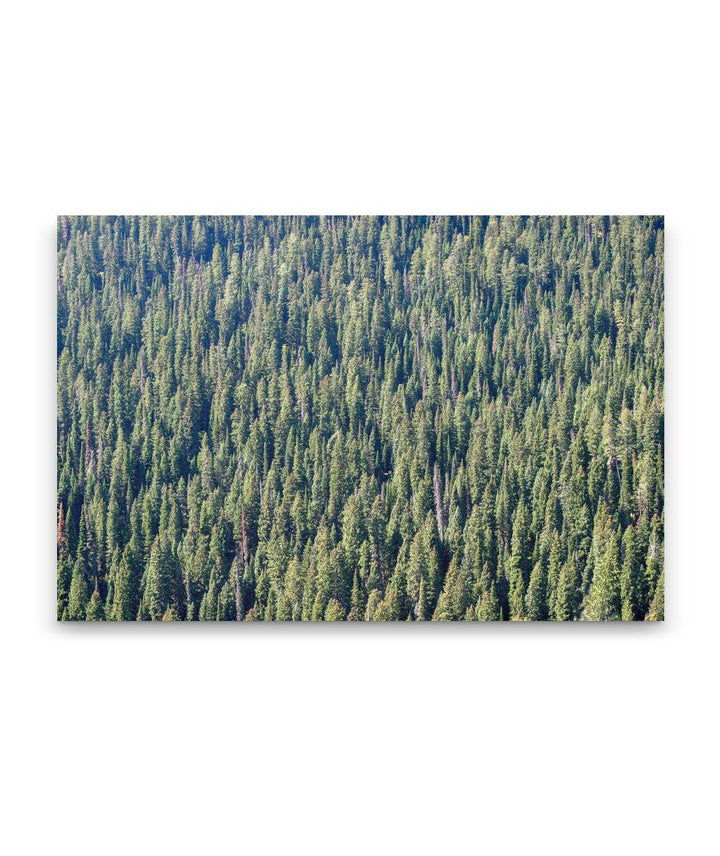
left=56, top=215, right=664, bottom=621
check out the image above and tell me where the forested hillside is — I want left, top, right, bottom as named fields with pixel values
left=56, top=215, right=664, bottom=621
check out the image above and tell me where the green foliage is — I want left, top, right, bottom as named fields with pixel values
left=86, top=587, right=105, bottom=621
left=57, top=215, right=664, bottom=621
left=68, top=560, right=89, bottom=620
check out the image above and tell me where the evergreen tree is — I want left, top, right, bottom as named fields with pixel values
left=86, top=587, right=105, bottom=620
left=68, top=560, right=89, bottom=621
left=143, top=534, right=180, bottom=621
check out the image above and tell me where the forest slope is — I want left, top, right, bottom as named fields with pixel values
left=56, top=215, right=664, bottom=621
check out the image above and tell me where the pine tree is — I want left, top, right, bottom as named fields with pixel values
left=525, top=561, right=547, bottom=621
left=620, top=526, right=641, bottom=621
left=110, top=553, right=132, bottom=620
left=507, top=555, right=527, bottom=621
left=57, top=503, right=72, bottom=619
left=143, top=534, right=180, bottom=621
left=86, top=586, right=105, bottom=620
left=584, top=533, right=621, bottom=620
left=348, top=569, right=366, bottom=621
left=475, top=582, right=501, bottom=621
left=68, top=559, right=89, bottom=620
left=324, top=599, right=346, bottom=621
left=554, top=562, right=576, bottom=621
left=646, top=571, right=664, bottom=621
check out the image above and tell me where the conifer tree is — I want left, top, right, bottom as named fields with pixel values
left=583, top=533, right=621, bottom=621
left=143, top=534, right=180, bottom=621
left=68, top=560, right=89, bottom=620
left=86, top=587, right=105, bottom=620
left=525, top=561, right=547, bottom=621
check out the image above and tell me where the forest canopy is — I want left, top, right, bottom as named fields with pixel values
left=56, top=215, right=664, bottom=621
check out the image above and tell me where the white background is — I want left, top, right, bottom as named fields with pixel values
left=1, top=1, right=717, bottom=853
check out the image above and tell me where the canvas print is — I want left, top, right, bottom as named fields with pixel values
left=57, top=216, right=664, bottom=621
